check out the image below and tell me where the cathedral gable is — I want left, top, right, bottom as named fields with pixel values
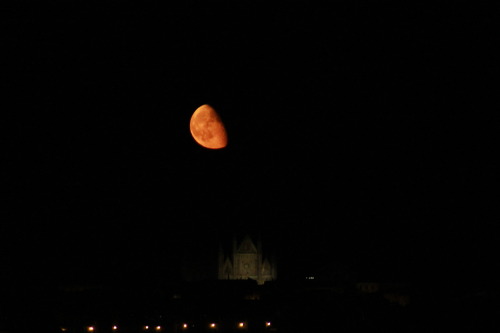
left=237, top=236, right=258, bottom=254
left=262, top=259, right=271, bottom=275
left=222, top=258, right=233, bottom=279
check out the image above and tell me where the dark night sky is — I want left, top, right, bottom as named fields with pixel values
left=1, top=2, right=498, bottom=289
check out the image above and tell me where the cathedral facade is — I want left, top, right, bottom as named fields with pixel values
left=218, top=235, right=277, bottom=285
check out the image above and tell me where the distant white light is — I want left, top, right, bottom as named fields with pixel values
left=182, top=323, right=188, bottom=329
left=144, top=326, right=149, bottom=330
left=155, top=326, right=161, bottom=331
left=112, top=325, right=118, bottom=330
left=266, top=322, right=272, bottom=327
left=87, top=327, right=94, bottom=332
left=209, top=323, right=217, bottom=328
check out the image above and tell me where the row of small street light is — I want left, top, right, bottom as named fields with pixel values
left=61, top=321, right=273, bottom=332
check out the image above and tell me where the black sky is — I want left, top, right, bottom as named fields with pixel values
left=1, top=1, right=498, bottom=289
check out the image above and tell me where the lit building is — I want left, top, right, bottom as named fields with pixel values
left=218, top=234, right=277, bottom=285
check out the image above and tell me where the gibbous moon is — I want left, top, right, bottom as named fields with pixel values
left=190, top=104, right=228, bottom=149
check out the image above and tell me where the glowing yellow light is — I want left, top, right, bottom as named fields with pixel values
left=266, top=322, right=272, bottom=327
left=112, top=326, right=118, bottom=330
left=144, top=326, right=149, bottom=330
left=182, top=323, right=188, bottom=329
left=238, top=322, right=245, bottom=328
left=155, top=326, right=161, bottom=331
left=87, top=327, right=94, bottom=332
left=61, top=328, right=67, bottom=332
left=209, top=323, right=216, bottom=328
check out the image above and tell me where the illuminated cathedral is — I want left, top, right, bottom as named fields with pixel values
left=218, top=234, right=277, bottom=285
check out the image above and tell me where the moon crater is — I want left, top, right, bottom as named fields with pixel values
left=190, top=104, right=228, bottom=149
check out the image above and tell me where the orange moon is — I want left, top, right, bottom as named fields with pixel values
left=189, top=104, right=228, bottom=149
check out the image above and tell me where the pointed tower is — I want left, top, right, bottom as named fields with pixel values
left=256, top=236, right=263, bottom=284
left=218, top=243, right=224, bottom=279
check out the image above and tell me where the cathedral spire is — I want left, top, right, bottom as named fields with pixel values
left=218, top=243, right=224, bottom=279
